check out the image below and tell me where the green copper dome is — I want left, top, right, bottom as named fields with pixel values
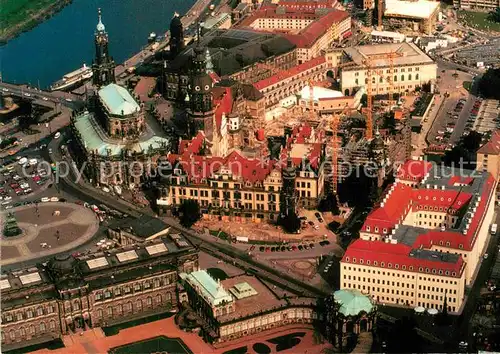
left=334, top=289, right=374, bottom=316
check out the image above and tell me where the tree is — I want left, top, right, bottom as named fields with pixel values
left=478, top=68, right=500, bottom=100
left=279, top=212, right=301, bottom=233
left=318, top=192, right=340, bottom=215
left=178, top=200, right=201, bottom=228
left=390, top=316, right=421, bottom=353
left=488, top=7, right=500, bottom=23
left=443, top=131, right=482, bottom=169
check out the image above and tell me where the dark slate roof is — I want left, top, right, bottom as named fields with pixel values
left=168, top=29, right=296, bottom=77
left=109, top=215, right=169, bottom=239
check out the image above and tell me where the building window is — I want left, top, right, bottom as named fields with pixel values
left=104, top=291, right=111, bottom=299
left=39, top=322, right=46, bottom=332
left=95, top=293, right=102, bottom=301
left=146, top=297, right=152, bottom=306
left=107, top=307, right=113, bottom=316
left=97, top=309, right=103, bottom=318
left=134, top=283, right=141, bottom=291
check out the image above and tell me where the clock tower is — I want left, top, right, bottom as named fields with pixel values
left=186, top=47, right=214, bottom=137
left=92, top=8, right=116, bottom=87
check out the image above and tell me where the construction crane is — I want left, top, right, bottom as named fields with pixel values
left=362, top=56, right=374, bottom=140
left=378, top=0, right=383, bottom=30
left=327, top=102, right=352, bottom=206
left=361, top=50, right=405, bottom=139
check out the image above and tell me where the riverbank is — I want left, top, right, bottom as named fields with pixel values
left=0, top=0, right=72, bottom=44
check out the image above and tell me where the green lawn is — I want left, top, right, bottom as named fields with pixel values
left=459, top=10, right=500, bottom=32
left=463, top=81, right=472, bottom=91
left=109, top=336, right=192, bottom=354
left=0, top=0, right=67, bottom=40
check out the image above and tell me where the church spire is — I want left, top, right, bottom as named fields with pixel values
left=96, top=8, right=105, bottom=32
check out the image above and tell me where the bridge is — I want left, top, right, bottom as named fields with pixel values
left=0, top=81, right=84, bottom=110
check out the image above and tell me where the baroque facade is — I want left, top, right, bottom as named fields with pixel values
left=156, top=123, right=325, bottom=222
left=69, top=11, right=172, bottom=188
left=0, top=236, right=198, bottom=350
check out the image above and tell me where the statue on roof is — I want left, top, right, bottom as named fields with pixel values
left=205, top=49, right=214, bottom=74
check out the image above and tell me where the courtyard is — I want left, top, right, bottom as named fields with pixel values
left=0, top=202, right=99, bottom=266
left=28, top=316, right=330, bottom=354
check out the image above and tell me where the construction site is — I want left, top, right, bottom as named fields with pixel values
left=237, top=46, right=414, bottom=214
left=362, top=0, right=441, bottom=35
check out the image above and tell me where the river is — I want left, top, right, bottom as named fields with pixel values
left=0, top=0, right=196, bottom=89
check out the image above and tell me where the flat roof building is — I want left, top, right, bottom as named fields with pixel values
left=336, top=43, right=437, bottom=96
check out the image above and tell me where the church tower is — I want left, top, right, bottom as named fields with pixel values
left=280, top=156, right=297, bottom=218
left=186, top=47, right=214, bottom=137
left=169, top=12, right=185, bottom=59
left=92, top=8, right=115, bottom=87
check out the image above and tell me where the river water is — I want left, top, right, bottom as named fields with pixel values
left=0, top=0, right=195, bottom=89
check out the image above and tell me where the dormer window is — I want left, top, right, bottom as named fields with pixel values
left=360, top=259, right=364, bottom=264
left=402, top=265, right=406, bottom=270
left=375, top=227, right=379, bottom=232
left=352, top=258, right=356, bottom=263
left=388, top=263, right=392, bottom=268
left=459, top=244, right=463, bottom=249
left=374, top=261, right=378, bottom=266
left=425, top=268, right=430, bottom=273
left=366, top=226, right=371, bottom=232
left=432, top=269, right=437, bottom=274
left=345, top=257, right=350, bottom=262
left=367, top=260, right=371, bottom=265
left=445, top=271, right=450, bottom=275
left=409, top=266, right=413, bottom=271
left=395, top=264, right=399, bottom=269
left=419, top=267, right=423, bottom=272
left=383, top=228, right=387, bottom=234
left=381, top=262, right=385, bottom=267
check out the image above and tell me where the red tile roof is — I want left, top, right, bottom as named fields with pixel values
left=238, top=4, right=350, bottom=49
left=342, top=239, right=465, bottom=277
left=413, top=175, right=495, bottom=251
left=179, top=131, right=205, bottom=155
left=477, top=129, right=500, bottom=155
left=170, top=150, right=274, bottom=184
left=279, top=123, right=323, bottom=169
left=362, top=170, right=496, bottom=251
left=213, top=87, right=233, bottom=132
left=253, top=56, right=326, bottom=90
left=448, top=176, right=474, bottom=186
left=364, top=183, right=413, bottom=234
left=396, top=160, right=433, bottom=182
left=412, top=189, right=472, bottom=213
left=278, top=0, right=338, bottom=10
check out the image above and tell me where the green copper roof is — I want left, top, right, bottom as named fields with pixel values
left=180, top=270, right=233, bottom=306
left=334, top=289, right=374, bottom=316
left=98, top=83, right=140, bottom=116
left=73, top=112, right=169, bottom=157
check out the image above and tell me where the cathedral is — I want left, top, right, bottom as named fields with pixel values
left=69, top=9, right=170, bottom=188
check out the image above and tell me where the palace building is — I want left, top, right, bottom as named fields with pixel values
left=178, top=270, right=317, bottom=343
left=237, top=3, right=351, bottom=64
left=156, top=123, right=325, bottom=222
left=340, top=160, right=496, bottom=313
left=327, top=42, right=437, bottom=96
left=0, top=235, right=198, bottom=351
